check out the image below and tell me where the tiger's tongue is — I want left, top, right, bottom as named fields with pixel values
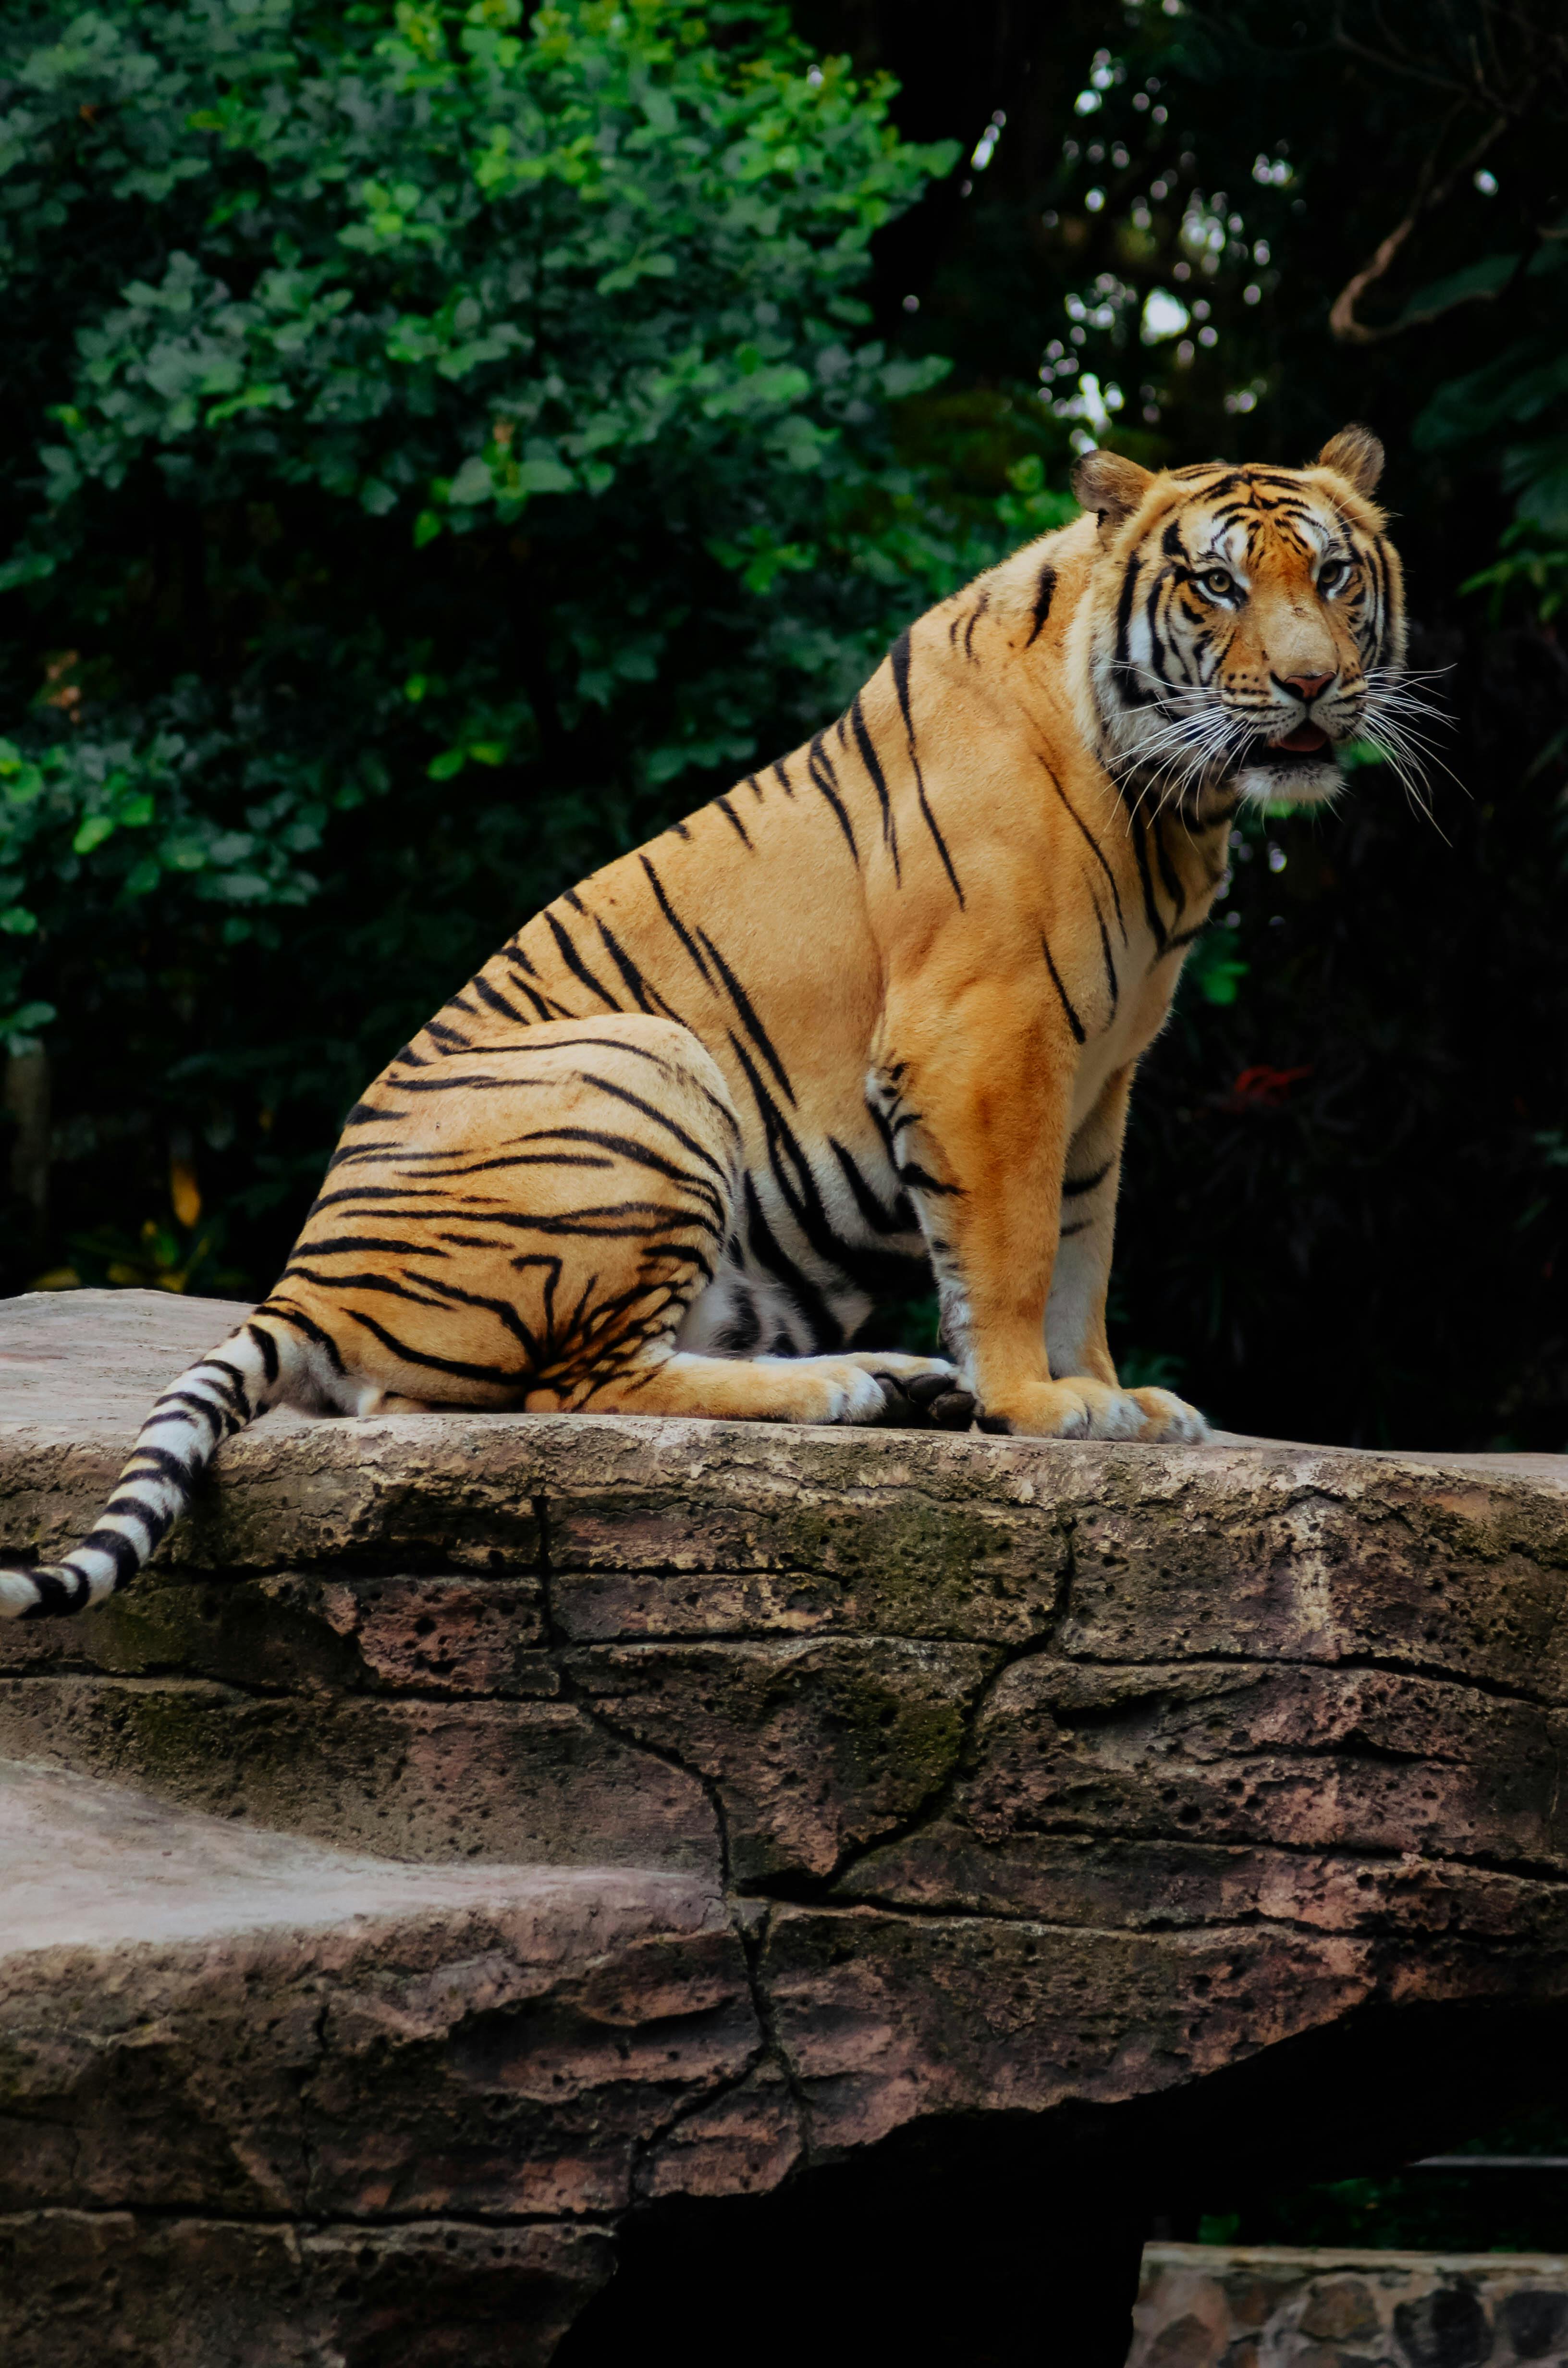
left=1275, top=722, right=1329, bottom=754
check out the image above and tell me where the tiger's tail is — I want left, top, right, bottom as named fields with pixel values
left=0, top=1312, right=318, bottom=1620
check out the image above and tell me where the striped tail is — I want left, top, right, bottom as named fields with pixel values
left=0, top=1315, right=307, bottom=1620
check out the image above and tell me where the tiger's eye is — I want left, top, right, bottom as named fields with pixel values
left=1199, top=567, right=1235, bottom=599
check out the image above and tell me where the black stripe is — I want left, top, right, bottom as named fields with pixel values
left=726, top=1035, right=922, bottom=1302
left=373, top=1068, right=561, bottom=1096
left=898, top=1161, right=960, bottom=1196
left=17, top=1567, right=89, bottom=1617
left=514, top=1123, right=726, bottom=1218
left=119, top=1443, right=198, bottom=1488
left=828, top=1138, right=920, bottom=1239
left=202, top=1357, right=254, bottom=1420
left=339, top=1308, right=524, bottom=1388
left=639, top=856, right=714, bottom=988
left=503, top=969, right=566, bottom=1024
left=74, top=1528, right=143, bottom=1579
left=1041, top=764, right=1127, bottom=941
left=291, top=1232, right=453, bottom=1257
left=544, top=909, right=621, bottom=1012
left=571, top=1070, right=732, bottom=1181
left=1092, top=892, right=1119, bottom=1013
left=1041, top=932, right=1087, bottom=1045
left=1128, top=813, right=1168, bottom=953
left=1113, top=551, right=1148, bottom=698
left=697, top=929, right=797, bottom=1108
left=807, top=731, right=859, bottom=863
left=715, top=1292, right=763, bottom=1355
left=714, top=794, right=753, bottom=850
left=469, top=972, right=534, bottom=1028
left=1025, top=563, right=1057, bottom=647
left=257, top=1299, right=348, bottom=1373
left=143, top=1390, right=225, bottom=1440
left=1063, top=1159, right=1114, bottom=1198
left=244, top=1322, right=280, bottom=1385
left=1152, top=816, right=1187, bottom=923
left=98, top=1495, right=173, bottom=1550
left=740, top=1174, right=840, bottom=1352
left=290, top=1267, right=490, bottom=1316
left=590, top=916, right=660, bottom=1016
left=889, top=630, right=965, bottom=908
left=414, top=1272, right=547, bottom=1360
left=848, top=693, right=900, bottom=881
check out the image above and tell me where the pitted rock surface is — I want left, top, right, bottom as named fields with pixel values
left=4, top=1289, right=1568, bottom=2364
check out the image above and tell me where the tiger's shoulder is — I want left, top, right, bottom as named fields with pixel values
left=928, top=511, right=1102, bottom=681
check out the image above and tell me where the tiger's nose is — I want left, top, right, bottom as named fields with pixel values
left=1280, top=670, right=1334, bottom=703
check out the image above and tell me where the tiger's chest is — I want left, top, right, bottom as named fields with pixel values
left=1066, top=923, right=1193, bottom=1133
left=1060, top=813, right=1232, bottom=1132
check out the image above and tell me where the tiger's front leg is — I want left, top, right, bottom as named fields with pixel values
left=878, top=987, right=1205, bottom=1443
left=1047, top=1064, right=1209, bottom=1444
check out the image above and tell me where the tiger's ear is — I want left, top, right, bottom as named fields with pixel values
left=1315, top=424, right=1384, bottom=497
left=1072, top=448, right=1155, bottom=541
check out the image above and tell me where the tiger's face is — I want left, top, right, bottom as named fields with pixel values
left=1070, top=425, right=1407, bottom=812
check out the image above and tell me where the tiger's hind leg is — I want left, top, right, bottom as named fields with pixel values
left=282, top=1010, right=968, bottom=1430
left=559, top=1343, right=973, bottom=1429
left=274, top=1013, right=747, bottom=1413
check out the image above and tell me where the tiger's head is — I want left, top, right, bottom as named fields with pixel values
left=1067, top=426, right=1407, bottom=813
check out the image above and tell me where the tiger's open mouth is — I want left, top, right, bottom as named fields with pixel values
left=1271, top=722, right=1329, bottom=754
left=1243, top=723, right=1337, bottom=769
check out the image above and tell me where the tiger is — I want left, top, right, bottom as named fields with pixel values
left=1, top=424, right=1405, bottom=1620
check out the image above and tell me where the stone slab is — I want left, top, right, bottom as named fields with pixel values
left=0, top=1761, right=748, bottom=2229
left=5, top=1291, right=1568, bottom=2361
left=0, top=2212, right=614, bottom=2368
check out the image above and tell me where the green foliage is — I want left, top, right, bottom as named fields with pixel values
left=0, top=0, right=1066, bottom=1272
left=1412, top=249, right=1568, bottom=553
left=1181, top=927, right=1248, bottom=1008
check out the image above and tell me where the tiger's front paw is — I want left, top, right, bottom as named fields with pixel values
left=973, top=1381, right=1094, bottom=1440
left=1124, top=1384, right=1211, bottom=1443
left=1054, top=1379, right=1211, bottom=1442
left=973, top=1379, right=1211, bottom=1443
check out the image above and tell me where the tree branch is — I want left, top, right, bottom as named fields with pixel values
left=1328, top=113, right=1509, bottom=344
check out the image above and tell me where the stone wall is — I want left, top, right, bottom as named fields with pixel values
left=4, top=1289, right=1568, bottom=2364
left=1131, top=2244, right=1568, bottom=2367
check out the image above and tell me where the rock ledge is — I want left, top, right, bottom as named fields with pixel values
left=3, top=1289, right=1568, bottom=2366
